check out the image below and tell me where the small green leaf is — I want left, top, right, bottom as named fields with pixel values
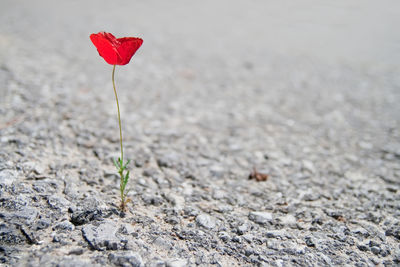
left=120, top=172, right=128, bottom=192
left=113, top=158, right=119, bottom=169
left=124, top=159, right=131, bottom=168
left=121, top=182, right=127, bottom=193
left=124, top=170, right=130, bottom=184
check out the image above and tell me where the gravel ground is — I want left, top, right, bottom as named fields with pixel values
left=1, top=0, right=400, bottom=266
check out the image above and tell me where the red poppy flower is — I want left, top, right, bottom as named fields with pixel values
left=90, top=32, right=143, bottom=65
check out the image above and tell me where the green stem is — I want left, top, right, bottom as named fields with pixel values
left=112, top=65, right=125, bottom=204
left=112, top=65, right=124, bottom=166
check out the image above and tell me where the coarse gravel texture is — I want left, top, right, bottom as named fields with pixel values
left=1, top=0, right=400, bottom=266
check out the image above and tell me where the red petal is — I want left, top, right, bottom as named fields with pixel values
left=90, top=32, right=119, bottom=65
left=116, top=37, right=143, bottom=65
left=90, top=32, right=143, bottom=65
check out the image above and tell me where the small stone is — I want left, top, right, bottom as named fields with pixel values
left=393, top=249, right=400, bottom=264
left=380, top=246, right=391, bottom=257
left=164, top=194, right=185, bottom=210
left=219, top=232, right=230, bottom=242
left=68, top=248, right=84, bottom=255
left=237, top=224, right=248, bottom=235
left=0, top=169, right=17, bottom=186
left=212, top=190, right=225, bottom=200
left=302, top=160, right=315, bottom=173
left=277, top=214, right=297, bottom=226
left=48, top=195, right=70, bottom=211
left=344, top=171, right=364, bottom=181
left=51, top=256, right=92, bottom=267
left=164, top=216, right=180, bottom=225
left=266, top=230, right=284, bottom=238
left=196, top=214, right=217, bottom=229
left=357, top=244, right=369, bottom=252
left=142, top=194, right=164, bottom=206
left=245, top=249, right=253, bottom=256
left=82, top=221, right=125, bottom=251
left=22, top=161, right=46, bottom=175
left=302, top=192, right=320, bottom=201
left=35, top=218, right=51, bottom=230
left=167, top=259, right=187, bottom=267
left=54, top=221, right=75, bottom=231
left=153, top=236, right=172, bottom=250
left=385, top=225, right=400, bottom=240
left=368, top=240, right=380, bottom=247
left=0, top=224, right=26, bottom=245
left=371, top=246, right=381, bottom=255
left=108, top=251, right=143, bottom=267
left=215, top=204, right=233, bottom=213
left=305, top=236, right=315, bottom=247
left=358, top=141, right=373, bottom=150
left=157, top=152, right=180, bottom=168
left=70, top=209, right=103, bottom=226
left=232, top=236, right=242, bottom=243
left=183, top=206, right=199, bottom=217
left=14, top=207, right=38, bottom=225
left=209, top=165, right=224, bottom=178
left=249, top=211, right=273, bottom=225
left=242, top=234, right=254, bottom=243
left=143, top=168, right=162, bottom=178
left=352, top=227, right=370, bottom=237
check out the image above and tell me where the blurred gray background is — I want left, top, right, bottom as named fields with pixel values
left=1, top=0, right=400, bottom=66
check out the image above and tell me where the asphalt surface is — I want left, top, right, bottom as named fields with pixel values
left=1, top=0, right=399, bottom=266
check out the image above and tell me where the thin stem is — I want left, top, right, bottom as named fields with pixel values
left=112, top=65, right=125, bottom=206
left=112, top=65, right=124, bottom=165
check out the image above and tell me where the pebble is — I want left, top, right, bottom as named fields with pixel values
left=48, top=195, right=71, bottom=211
left=157, top=152, right=181, bottom=168
left=0, top=169, right=17, bottom=186
left=237, top=224, right=248, bottom=235
left=108, top=251, right=144, bottom=267
left=167, top=259, right=187, bottom=267
left=249, top=212, right=273, bottom=225
left=212, top=190, right=226, bottom=200
left=82, top=221, right=125, bottom=251
left=196, top=214, right=217, bottom=229
left=14, top=207, right=38, bottom=225
left=277, top=214, right=297, bottom=226
left=54, top=221, right=75, bottom=231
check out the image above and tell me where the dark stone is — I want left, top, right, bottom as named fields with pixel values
left=305, top=236, right=315, bottom=247
left=54, top=221, right=75, bottom=231
left=156, top=153, right=180, bottom=168
left=68, top=248, right=84, bottom=255
left=385, top=225, right=400, bottom=240
left=19, top=226, right=38, bottom=244
left=357, top=244, right=368, bottom=252
left=370, top=246, right=381, bottom=255
left=70, top=209, right=103, bottom=226
left=218, top=232, right=230, bottom=243
left=35, top=218, right=51, bottom=230
left=237, top=224, right=248, bottom=235
left=0, top=224, right=26, bottom=245
left=142, top=194, right=164, bottom=206
left=164, top=216, right=180, bottom=225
